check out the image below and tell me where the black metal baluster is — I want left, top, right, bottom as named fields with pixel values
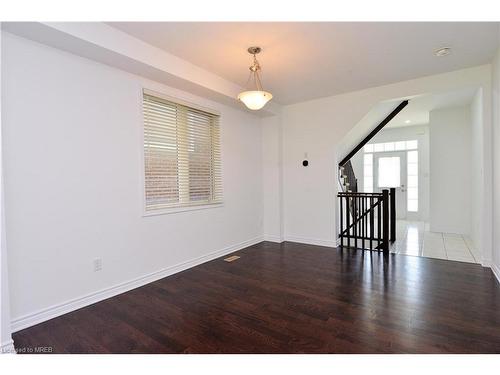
left=390, top=187, right=396, bottom=242
left=346, top=195, right=350, bottom=248
left=361, top=196, right=365, bottom=249
left=377, top=196, right=381, bottom=252
left=363, top=196, right=368, bottom=249
left=340, top=194, right=343, bottom=247
left=370, top=196, right=374, bottom=250
left=382, top=189, right=389, bottom=254
left=353, top=196, right=357, bottom=248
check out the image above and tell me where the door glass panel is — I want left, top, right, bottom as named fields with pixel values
left=408, top=175, right=418, bottom=188
left=407, top=150, right=418, bottom=163
left=407, top=150, right=418, bottom=212
left=407, top=187, right=418, bottom=199
left=407, top=163, right=418, bottom=175
left=377, top=157, right=400, bottom=188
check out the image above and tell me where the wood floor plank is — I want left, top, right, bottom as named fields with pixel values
left=12, top=241, right=500, bottom=353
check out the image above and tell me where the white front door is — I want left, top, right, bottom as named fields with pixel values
left=374, top=151, right=407, bottom=219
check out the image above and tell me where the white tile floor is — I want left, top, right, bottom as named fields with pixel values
left=390, top=220, right=480, bottom=264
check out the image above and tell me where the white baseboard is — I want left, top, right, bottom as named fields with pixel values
left=1, top=339, right=16, bottom=354
left=491, top=262, right=500, bottom=285
left=284, top=235, right=336, bottom=248
left=11, top=236, right=264, bottom=333
left=263, top=235, right=284, bottom=243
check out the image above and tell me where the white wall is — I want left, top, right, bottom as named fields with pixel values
left=470, top=89, right=485, bottom=258
left=429, top=106, right=472, bottom=235
left=278, top=65, right=491, bottom=247
left=0, top=25, right=15, bottom=353
left=2, top=33, right=264, bottom=330
left=492, top=29, right=500, bottom=279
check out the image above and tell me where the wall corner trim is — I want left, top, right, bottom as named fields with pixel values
left=10, top=236, right=264, bottom=333
left=284, top=236, right=337, bottom=248
left=1, top=339, right=16, bottom=354
left=491, top=262, right=500, bottom=285
left=263, top=235, right=284, bottom=243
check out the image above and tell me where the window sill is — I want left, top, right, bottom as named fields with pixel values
left=142, top=202, right=224, bottom=217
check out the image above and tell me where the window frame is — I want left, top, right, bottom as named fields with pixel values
left=140, top=88, right=223, bottom=217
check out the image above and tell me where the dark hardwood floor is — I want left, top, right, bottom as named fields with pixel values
left=13, top=241, right=500, bottom=353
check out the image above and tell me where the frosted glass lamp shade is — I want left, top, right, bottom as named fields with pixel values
left=237, top=90, right=273, bottom=110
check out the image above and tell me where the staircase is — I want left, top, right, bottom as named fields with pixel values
left=337, top=100, right=409, bottom=253
left=339, top=160, right=357, bottom=193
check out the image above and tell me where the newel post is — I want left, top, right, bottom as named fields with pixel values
left=382, top=189, right=389, bottom=254
left=390, top=187, right=396, bottom=242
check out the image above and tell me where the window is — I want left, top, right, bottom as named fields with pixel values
left=395, top=141, right=406, bottom=151
left=383, top=142, right=395, bottom=152
left=143, top=91, right=222, bottom=212
left=364, top=140, right=418, bottom=153
left=407, top=150, right=418, bottom=212
left=363, top=154, right=373, bottom=193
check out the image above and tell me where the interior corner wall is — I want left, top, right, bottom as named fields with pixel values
left=262, top=115, right=283, bottom=242
left=2, top=32, right=264, bottom=330
left=0, top=24, right=15, bottom=352
left=429, top=105, right=472, bottom=235
left=470, top=89, right=485, bottom=258
left=492, top=33, right=500, bottom=277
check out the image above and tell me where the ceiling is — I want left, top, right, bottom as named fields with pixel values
left=361, top=87, right=477, bottom=133
left=386, top=87, right=478, bottom=128
left=338, top=87, right=477, bottom=159
left=108, top=22, right=499, bottom=105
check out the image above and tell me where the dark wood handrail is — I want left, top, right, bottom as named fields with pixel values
left=338, top=100, right=409, bottom=167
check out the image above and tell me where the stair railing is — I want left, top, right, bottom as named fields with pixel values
left=338, top=188, right=396, bottom=253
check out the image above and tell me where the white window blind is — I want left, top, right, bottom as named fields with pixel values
left=143, top=92, right=222, bottom=211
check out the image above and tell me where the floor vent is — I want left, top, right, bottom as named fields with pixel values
left=224, top=255, right=241, bottom=262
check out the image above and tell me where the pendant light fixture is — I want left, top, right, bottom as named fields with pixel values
left=238, top=47, right=273, bottom=110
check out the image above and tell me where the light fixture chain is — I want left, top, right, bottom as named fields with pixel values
left=245, top=70, right=253, bottom=90
left=255, top=70, right=263, bottom=91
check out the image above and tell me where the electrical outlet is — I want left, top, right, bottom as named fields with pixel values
left=93, top=258, right=102, bottom=272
